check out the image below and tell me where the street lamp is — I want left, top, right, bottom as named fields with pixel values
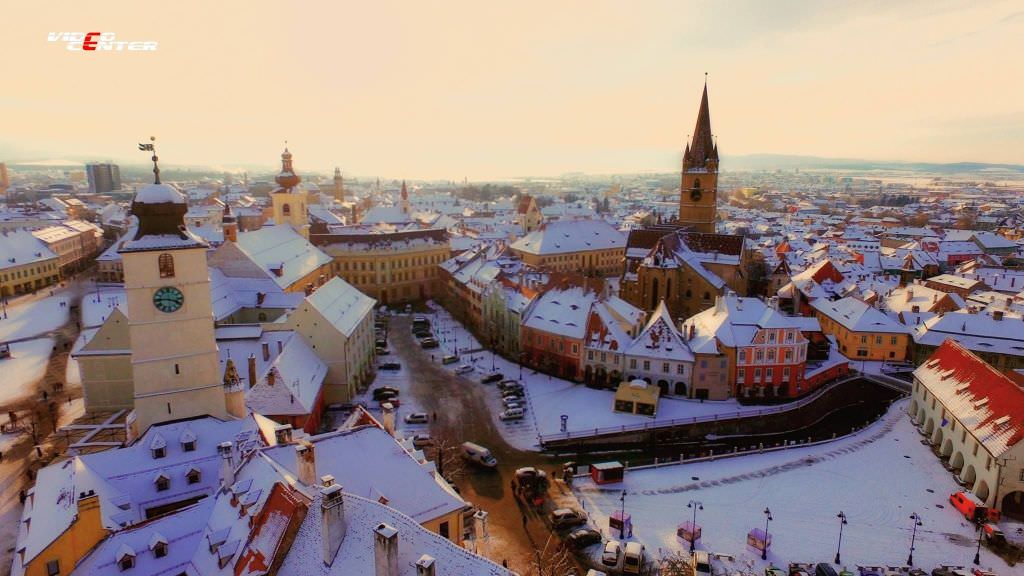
left=907, top=513, right=922, bottom=566
left=835, top=511, right=848, bottom=565
left=687, top=500, right=703, bottom=553
left=973, top=520, right=983, bottom=565
left=619, top=491, right=627, bottom=539
left=762, top=507, right=773, bottom=560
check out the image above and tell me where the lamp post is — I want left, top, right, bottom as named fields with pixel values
left=835, top=511, right=848, bottom=565
left=907, top=513, right=922, bottom=566
left=762, top=507, right=772, bottom=560
left=619, top=491, right=627, bottom=539
left=491, top=338, right=496, bottom=372
left=973, top=520, right=983, bottom=565
left=687, top=500, right=703, bottom=553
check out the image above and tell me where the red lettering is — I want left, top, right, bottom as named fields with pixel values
left=82, top=32, right=100, bottom=51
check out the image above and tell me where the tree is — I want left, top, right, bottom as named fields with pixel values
left=527, top=533, right=577, bottom=576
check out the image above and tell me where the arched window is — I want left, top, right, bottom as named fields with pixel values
left=158, top=253, right=175, bottom=278
left=693, top=178, right=701, bottom=191
left=282, top=203, right=291, bottom=216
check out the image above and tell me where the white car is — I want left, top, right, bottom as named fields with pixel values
left=404, top=412, right=429, bottom=424
left=601, top=540, right=622, bottom=568
left=503, top=399, right=523, bottom=411
left=454, top=364, right=474, bottom=375
left=499, top=407, right=524, bottom=421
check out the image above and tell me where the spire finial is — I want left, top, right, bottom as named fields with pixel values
left=137, top=136, right=160, bottom=184
left=704, top=72, right=708, bottom=85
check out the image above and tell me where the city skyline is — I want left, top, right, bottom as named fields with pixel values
left=3, top=0, right=1023, bottom=178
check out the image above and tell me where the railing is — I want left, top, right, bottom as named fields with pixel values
left=538, top=375, right=867, bottom=446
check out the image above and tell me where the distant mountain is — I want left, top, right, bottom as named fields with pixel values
left=723, top=154, right=1024, bottom=173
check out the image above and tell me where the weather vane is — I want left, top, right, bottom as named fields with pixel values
left=137, top=136, right=160, bottom=184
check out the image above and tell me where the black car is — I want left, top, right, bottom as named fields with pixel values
left=480, top=372, right=504, bottom=384
left=564, top=528, right=601, bottom=550
left=379, top=362, right=401, bottom=371
left=372, top=386, right=400, bottom=400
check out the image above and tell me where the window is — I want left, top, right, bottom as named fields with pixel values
left=677, top=364, right=685, bottom=375
left=158, top=253, right=175, bottom=278
left=119, top=555, right=134, bottom=571
left=629, top=359, right=637, bottom=369
left=986, top=456, right=992, bottom=471
left=187, top=469, right=201, bottom=484
left=643, top=360, right=650, bottom=371
left=785, top=350, right=793, bottom=362
left=153, top=542, right=168, bottom=558
left=973, top=442, right=979, bottom=457
left=860, top=335, right=867, bottom=344
left=587, top=350, right=594, bottom=361
left=739, top=350, right=746, bottom=363
left=152, top=447, right=165, bottom=459
left=766, top=368, right=773, bottom=380
left=439, top=521, right=450, bottom=540
left=46, top=560, right=60, bottom=576
left=783, top=367, right=790, bottom=379
left=182, top=440, right=195, bottom=452
left=700, top=359, right=708, bottom=369
left=156, top=476, right=170, bottom=491
left=891, top=336, right=898, bottom=345
left=768, top=332, right=776, bottom=343
left=282, top=203, right=291, bottom=215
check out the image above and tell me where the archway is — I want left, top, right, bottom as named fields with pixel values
left=584, top=365, right=593, bottom=385
left=918, top=407, right=927, bottom=426
left=657, top=380, right=669, bottom=395
left=909, top=399, right=919, bottom=419
left=975, top=480, right=991, bottom=504
left=1000, top=491, right=1024, bottom=520
left=674, top=381, right=687, bottom=396
left=961, top=464, right=977, bottom=490
left=941, top=438, right=953, bottom=459
left=609, top=370, right=621, bottom=387
left=950, top=452, right=964, bottom=473
left=924, top=417, right=935, bottom=435
left=931, top=427, right=944, bottom=447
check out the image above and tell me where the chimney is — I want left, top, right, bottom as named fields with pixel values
left=218, top=441, right=235, bottom=487
left=296, top=441, right=316, bottom=486
left=911, top=305, right=920, bottom=314
left=381, top=402, right=396, bottom=436
left=320, top=481, right=346, bottom=566
left=256, top=292, right=266, bottom=306
left=374, top=523, right=399, bottom=576
left=247, top=354, right=257, bottom=388
left=416, top=555, right=436, bottom=576
left=905, top=288, right=913, bottom=303
left=273, top=423, right=293, bottom=444
left=262, top=342, right=270, bottom=362
left=768, top=296, right=779, bottom=311
left=688, top=324, right=696, bottom=341
left=473, top=509, right=489, bottom=541
left=993, top=310, right=1004, bottom=322
left=267, top=368, right=277, bottom=387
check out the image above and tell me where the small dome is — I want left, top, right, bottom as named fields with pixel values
left=134, top=183, right=185, bottom=205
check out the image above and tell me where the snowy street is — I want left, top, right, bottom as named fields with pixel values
left=573, top=399, right=1010, bottom=572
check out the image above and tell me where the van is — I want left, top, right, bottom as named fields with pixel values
left=622, top=542, right=645, bottom=574
left=949, top=491, right=1000, bottom=523
left=442, top=354, right=459, bottom=365
left=461, top=442, right=497, bottom=468
left=692, top=550, right=712, bottom=576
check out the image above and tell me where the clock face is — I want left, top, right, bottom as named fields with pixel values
left=690, top=188, right=703, bottom=201
left=153, top=286, right=184, bottom=313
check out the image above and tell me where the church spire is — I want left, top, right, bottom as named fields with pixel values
left=275, top=143, right=301, bottom=191
left=683, top=77, right=717, bottom=171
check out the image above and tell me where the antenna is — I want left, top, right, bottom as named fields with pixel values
left=137, top=136, right=160, bottom=184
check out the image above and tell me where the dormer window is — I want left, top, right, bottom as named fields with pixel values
left=116, top=545, right=136, bottom=571
left=158, top=253, right=175, bottom=278
left=152, top=447, right=165, bottom=459
left=182, top=440, right=195, bottom=452
left=153, top=542, right=167, bottom=558
left=186, top=468, right=201, bottom=485
left=155, top=474, right=170, bottom=492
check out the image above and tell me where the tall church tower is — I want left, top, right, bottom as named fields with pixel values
left=399, top=180, right=411, bottom=215
left=271, top=146, right=310, bottom=237
left=332, top=167, right=344, bottom=201
left=678, top=80, right=719, bottom=234
left=120, top=142, right=227, bottom=439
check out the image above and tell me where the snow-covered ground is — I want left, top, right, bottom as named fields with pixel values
left=80, top=288, right=125, bottom=328
left=573, top=399, right=1009, bottom=572
left=0, top=294, right=69, bottom=342
left=425, top=305, right=768, bottom=451
left=0, top=337, right=54, bottom=406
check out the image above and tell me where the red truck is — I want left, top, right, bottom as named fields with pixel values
left=949, top=491, right=1000, bottom=523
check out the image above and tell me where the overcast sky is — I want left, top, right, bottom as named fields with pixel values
left=2, top=1, right=1022, bottom=179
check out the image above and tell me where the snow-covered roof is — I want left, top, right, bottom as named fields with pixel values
left=0, top=229, right=57, bottom=270
left=510, top=218, right=625, bottom=255
left=522, top=286, right=598, bottom=339
left=246, top=334, right=327, bottom=416
left=623, top=301, right=694, bottom=361
left=233, top=225, right=332, bottom=290
left=685, top=293, right=808, bottom=355
left=302, top=277, right=376, bottom=338
left=134, top=182, right=185, bottom=205
left=914, top=309, right=1024, bottom=358
left=914, top=340, right=1024, bottom=457
left=811, top=297, right=911, bottom=334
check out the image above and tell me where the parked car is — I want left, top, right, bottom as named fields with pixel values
left=601, top=540, right=622, bottom=568
left=411, top=434, right=433, bottom=449
left=499, top=379, right=520, bottom=389
left=461, top=441, right=497, bottom=467
left=622, top=542, right=645, bottom=574
left=503, top=399, right=523, bottom=411
left=442, top=354, right=459, bottom=365
left=502, top=390, right=524, bottom=400
left=480, top=372, right=504, bottom=384
left=375, top=346, right=390, bottom=355
left=379, top=362, right=401, bottom=371
left=930, top=568, right=970, bottom=576
left=692, top=551, right=712, bottom=576
left=564, top=528, right=601, bottom=550
left=550, top=508, right=588, bottom=529
left=372, top=386, right=400, bottom=400
left=404, top=412, right=429, bottom=424
left=420, top=338, right=439, bottom=349
left=455, top=364, right=474, bottom=375
left=499, top=407, right=525, bottom=421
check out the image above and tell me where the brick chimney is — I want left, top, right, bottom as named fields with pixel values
left=296, top=441, right=316, bottom=486
left=381, top=402, right=396, bottom=436
left=273, top=423, right=293, bottom=444
left=415, top=555, right=436, bottom=576
left=218, top=441, right=234, bottom=487
left=247, top=354, right=257, bottom=388
left=320, top=480, right=346, bottom=566
left=993, top=310, right=1004, bottom=322
left=374, top=523, right=399, bottom=576
left=262, top=342, right=270, bottom=362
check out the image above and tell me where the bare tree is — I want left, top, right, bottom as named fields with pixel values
left=432, top=434, right=466, bottom=484
left=657, top=550, right=694, bottom=576
left=527, top=533, right=577, bottom=576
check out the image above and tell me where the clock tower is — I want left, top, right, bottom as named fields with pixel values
left=271, top=146, right=310, bottom=238
left=678, top=79, right=719, bottom=234
left=120, top=144, right=226, bottom=438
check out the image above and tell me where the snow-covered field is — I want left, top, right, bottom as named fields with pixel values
left=426, top=305, right=766, bottom=451
left=0, top=337, right=54, bottom=406
left=80, top=288, right=125, bottom=328
left=573, top=399, right=1009, bottom=572
left=0, top=294, right=69, bottom=342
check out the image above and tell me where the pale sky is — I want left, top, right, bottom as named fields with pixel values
left=2, top=1, right=1022, bottom=179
